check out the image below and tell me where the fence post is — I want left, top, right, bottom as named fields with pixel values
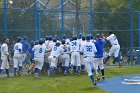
left=89, top=0, right=93, bottom=34
left=4, top=0, right=7, bottom=37
left=34, top=0, right=37, bottom=40
left=38, top=13, right=41, bottom=39
left=61, top=0, right=64, bottom=36
left=130, top=0, right=133, bottom=66
left=138, top=12, right=140, bottom=64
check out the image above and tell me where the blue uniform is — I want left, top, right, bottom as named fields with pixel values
left=22, top=40, right=30, bottom=53
left=28, top=46, right=34, bottom=60
left=94, top=39, right=106, bottom=58
left=94, top=38, right=106, bottom=80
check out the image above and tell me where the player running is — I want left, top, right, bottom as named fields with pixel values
left=70, top=35, right=81, bottom=75
left=80, top=35, right=97, bottom=86
left=26, top=40, right=35, bottom=75
left=48, top=42, right=64, bottom=76
left=32, top=39, right=47, bottom=78
left=94, top=34, right=106, bottom=80
left=103, top=32, right=121, bottom=68
left=60, top=40, right=70, bottom=75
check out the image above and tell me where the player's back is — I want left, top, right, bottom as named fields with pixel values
left=60, top=44, right=70, bottom=54
left=65, top=39, right=70, bottom=45
left=48, top=41, right=55, bottom=49
left=106, top=34, right=119, bottom=45
left=14, top=43, right=22, bottom=54
left=33, top=45, right=46, bottom=58
left=70, top=40, right=80, bottom=52
left=94, top=39, right=106, bottom=58
left=50, top=46, right=64, bottom=57
left=22, top=40, right=30, bottom=53
left=1, top=43, right=8, bottom=56
left=80, top=42, right=97, bottom=57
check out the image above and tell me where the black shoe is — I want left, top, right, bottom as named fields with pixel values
left=93, top=82, right=96, bottom=86
left=102, top=76, right=105, bottom=80
left=64, top=72, right=67, bottom=76
left=97, top=76, right=100, bottom=81
left=17, top=72, right=21, bottom=76
left=14, top=74, right=17, bottom=77
left=119, top=63, right=122, bottom=68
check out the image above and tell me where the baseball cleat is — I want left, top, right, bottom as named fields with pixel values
left=102, top=76, right=105, bottom=80
left=93, top=82, right=97, bottom=86
left=119, top=62, right=122, bottom=68
left=97, top=76, right=100, bottom=81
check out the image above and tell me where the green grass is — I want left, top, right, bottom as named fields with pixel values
left=0, top=66, right=140, bottom=93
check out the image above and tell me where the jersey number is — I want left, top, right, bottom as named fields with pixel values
left=72, top=42, right=76, bottom=46
left=39, top=48, right=42, bottom=53
left=86, top=46, right=92, bottom=52
left=15, top=46, right=19, bottom=50
left=53, top=47, right=57, bottom=51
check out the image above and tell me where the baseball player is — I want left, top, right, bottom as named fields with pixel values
left=94, top=34, right=106, bottom=80
left=22, top=36, right=30, bottom=65
left=103, top=32, right=121, bottom=68
left=32, top=39, right=47, bottom=78
left=81, top=36, right=86, bottom=73
left=62, top=34, right=70, bottom=45
left=70, top=35, right=81, bottom=75
left=60, top=40, right=70, bottom=75
left=0, top=38, right=10, bottom=77
left=13, top=37, right=24, bottom=76
left=26, top=40, right=35, bottom=75
left=80, top=35, right=97, bottom=86
left=48, top=42, right=64, bottom=76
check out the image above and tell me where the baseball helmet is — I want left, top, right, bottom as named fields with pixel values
left=17, top=37, right=22, bottom=42
left=61, top=39, right=65, bottom=44
left=56, top=42, right=60, bottom=46
left=62, top=34, right=67, bottom=39
left=39, top=39, right=44, bottom=45
left=86, top=35, right=91, bottom=40
left=72, top=35, right=77, bottom=40
left=82, top=36, right=85, bottom=40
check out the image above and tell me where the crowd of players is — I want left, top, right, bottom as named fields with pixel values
left=0, top=32, right=121, bottom=86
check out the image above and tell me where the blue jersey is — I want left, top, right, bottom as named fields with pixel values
left=94, top=39, right=106, bottom=58
left=22, top=40, right=30, bottom=53
left=28, top=46, right=34, bottom=59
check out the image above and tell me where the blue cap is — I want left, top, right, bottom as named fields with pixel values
left=86, top=35, right=91, bottom=40
left=35, top=40, right=39, bottom=45
left=78, top=33, right=82, bottom=39
left=89, top=34, right=93, bottom=39
left=30, top=40, right=34, bottom=46
left=17, top=37, right=22, bottom=42
left=61, top=39, right=65, bottom=44
left=54, top=35, right=59, bottom=40
left=56, top=42, right=60, bottom=46
left=53, top=38, right=57, bottom=42
left=23, top=36, right=27, bottom=40
left=48, top=36, right=53, bottom=40
left=96, top=34, right=101, bottom=38
left=72, top=35, right=77, bottom=40
left=40, top=38, right=45, bottom=43
left=82, top=36, right=85, bottom=40
left=62, top=34, right=67, bottom=39
left=45, top=36, right=49, bottom=40
left=39, top=39, right=44, bottom=45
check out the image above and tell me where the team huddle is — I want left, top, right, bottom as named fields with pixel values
left=0, top=32, right=121, bottom=86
